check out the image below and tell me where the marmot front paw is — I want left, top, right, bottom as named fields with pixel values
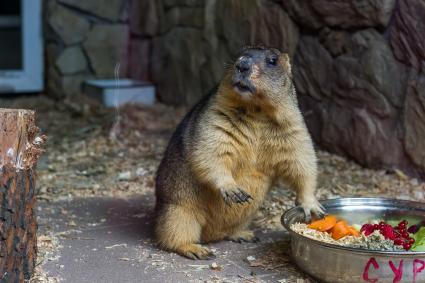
left=176, top=244, right=216, bottom=260
left=220, top=187, right=252, bottom=205
left=296, top=197, right=326, bottom=221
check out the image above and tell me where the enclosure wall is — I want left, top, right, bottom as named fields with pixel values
left=140, top=0, right=425, bottom=178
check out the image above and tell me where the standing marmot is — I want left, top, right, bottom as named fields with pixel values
left=155, top=46, right=324, bottom=259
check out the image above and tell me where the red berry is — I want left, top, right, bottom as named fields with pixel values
left=361, top=224, right=371, bottom=231
left=373, top=224, right=379, bottom=230
left=380, top=225, right=397, bottom=240
left=361, top=224, right=375, bottom=236
left=408, top=238, right=415, bottom=244
left=398, top=220, right=408, bottom=229
left=394, top=238, right=404, bottom=245
left=401, top=231, right=410, bottom=239
left=403, top=243, right=412, bottom=250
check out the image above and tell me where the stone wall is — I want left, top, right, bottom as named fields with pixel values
left=44, top=0, right=150, bottom=97
left=138, top=0, right=425, bottom=178
left=146, top=0, right=299, bottom=105
left=43, top=0, right=425, bottom=178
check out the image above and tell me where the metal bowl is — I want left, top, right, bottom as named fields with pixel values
left=282, top=198, right=425, bottom=283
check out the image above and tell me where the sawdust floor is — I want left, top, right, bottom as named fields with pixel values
left=3, top=95, right=424, bottom=283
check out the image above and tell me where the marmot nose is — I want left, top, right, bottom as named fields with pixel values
left=235, top=57, right=252, bottom=74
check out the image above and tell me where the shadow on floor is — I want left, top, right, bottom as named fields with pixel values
left=37, top=194, right=312, bottom=283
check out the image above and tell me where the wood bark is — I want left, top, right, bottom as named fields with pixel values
left=0, top=109, right=45, bottom=282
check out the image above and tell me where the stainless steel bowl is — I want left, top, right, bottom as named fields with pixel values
left=282, top=198, right=425, bottom=283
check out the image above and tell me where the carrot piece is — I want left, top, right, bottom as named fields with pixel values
left=331, top=221, right=351, bottom=240
left=348, top=227, right=360, bottom=237
left=308, top=215, right=337, bottom=232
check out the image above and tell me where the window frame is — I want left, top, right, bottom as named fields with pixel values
left=0, top=0, right=43, bottom=93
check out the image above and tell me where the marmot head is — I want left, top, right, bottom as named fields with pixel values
left=229, top=46, right=293, bottom=100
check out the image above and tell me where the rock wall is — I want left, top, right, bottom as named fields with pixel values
left=44, top=0, right=150, bottom=97
left=146, top=0, right=299, bottom=105
left=137, top=0, right=425, bottom=178
left=43, top=0, right=425, bottom=178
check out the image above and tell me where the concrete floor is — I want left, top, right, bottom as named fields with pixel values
left=37, top=195, right=313, bottom=283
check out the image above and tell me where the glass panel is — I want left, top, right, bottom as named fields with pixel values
left=0, top=1, right=22, bottom=70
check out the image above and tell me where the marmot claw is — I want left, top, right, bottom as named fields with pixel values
left=300, top=199, right=326, bottom=222
left=221, top=188, right=252, bottom=205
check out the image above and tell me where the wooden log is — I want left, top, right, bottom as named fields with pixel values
left=0, top=109, right=45, bottom=282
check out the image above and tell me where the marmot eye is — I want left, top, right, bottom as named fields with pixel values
left=266, top=57, right=277, bottom=66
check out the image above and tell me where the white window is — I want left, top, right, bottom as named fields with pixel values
left=0, top=0, right=43, bottom=93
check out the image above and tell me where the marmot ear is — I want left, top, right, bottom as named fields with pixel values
left=282, top=53, right=292, bottom=78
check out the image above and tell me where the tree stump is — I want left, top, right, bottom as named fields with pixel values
left=0, top=109, right=45, bottom=282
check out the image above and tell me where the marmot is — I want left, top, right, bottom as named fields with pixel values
left=155, top=46, right=324, bottom=260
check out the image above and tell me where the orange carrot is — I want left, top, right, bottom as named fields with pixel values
left=331, top=221, right=351, bottom=240
left=348, top=227, right=360, bottom=237
left=308, top=215, right=337, bottom=232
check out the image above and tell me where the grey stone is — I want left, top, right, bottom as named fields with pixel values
left=294, top=36, right=333, bottom=101
left=215, top=0, right=256, bottom=55
left=390, top=0, right=425, bottom=70
left=197, top=39, right=232, bottom=98
left=281, top=0, right=323, bottom=29
left=55, top=46, right=88, bottom=75
left=61, top=74, right=93, bottom=96
left=298, top=95, right=324, bottom=141
left=201, top=1, right=230, bottom=94
left=152, top=28, right=206, bottom=105
left=162, top=0, right=204, bottom=8
left=318, top=102, right=403, bottom=168
left=295, top=28, right=409, bottom=171
left=160, top=6, right=204, bottom=33
left=282, top=0, right=396, bottom=29
left=252, top=0, right=299, bottom=57
left=404, top=74, right=425, bottom=170
left=216, top=0, right=299, bottom=57
left=295, top=30, right=404, bottom=118
left=119, top=0, right=130, bottom=22
left=152, top=0, right=298, bottom=105
left=130, top=0, right=158, bottom=36
left=349, top=108, right=403, bottom=167
left=46, top=42, right=64, bottom=98
left=83, top=24, right=129, bottom=78
left=351, top=30, right=406, bottom=109
left=176, top=7, right=204, bottom=28
left=331, top=30, right=404, bottom=115
left=318, top=29, right=351, bottom=57
left=46, top=42, right=61, bottom=68
left=48, top=64, right=91, bottom=97
left=203, top=0, right=218, bottom=48
left=47, top=64, right=64, bottom=98
left=311, top=0, right=396, bottom=28
left=48, top=4, right=90, bottom=45
left=59, top=0, right=124, bottom=21
left=45, top=0, right=57, bottom=15
left=128, top=39, right=151, bottom=81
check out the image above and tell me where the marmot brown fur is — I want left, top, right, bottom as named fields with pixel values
left=155, top=46, right=324, bottom=259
